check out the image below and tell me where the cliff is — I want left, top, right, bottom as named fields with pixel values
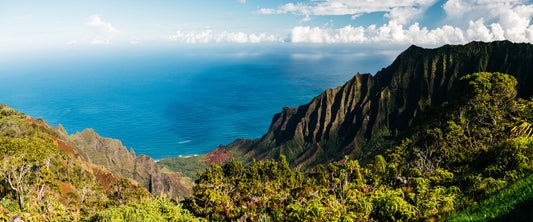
left=65, top=128, right=182, bottom=199
left=219, top=41, right=533, bottom=168
left=0, top=106, right=184, bottom=199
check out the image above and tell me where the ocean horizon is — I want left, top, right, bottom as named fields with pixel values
left=0, top=45, right=400, bottom=160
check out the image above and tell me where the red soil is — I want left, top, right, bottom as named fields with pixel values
left=58, top=181, right=77, bottom=203
left=52, top=138, right=82, bottom=159
left=24, top=116, right=37, bottom=124
left=90, top=165, right=121, bottom=194
left=24, top=116, right=45, bottom=129
left=202, top=146, right=234, bottom=165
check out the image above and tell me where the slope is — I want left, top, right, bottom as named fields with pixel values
left=221, top=41, right=533, bottom=168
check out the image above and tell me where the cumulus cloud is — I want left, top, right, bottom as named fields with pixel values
left=87, top=15, right=117, bottom=34
left=169, top=30, right=283, bottom=43
left=441, top=0, right=533, bottom=42
left=87, top=15, right=117, bottom=44
left=385, top=6, right=423, bottom=24
left=170, top=0, right=533, bottom=46
left=289, top=17, right=533, bottom=45
left=282, top=0, right=533, bottom=45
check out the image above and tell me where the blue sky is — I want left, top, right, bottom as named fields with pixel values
left=2, top=0, right=533, bottom=52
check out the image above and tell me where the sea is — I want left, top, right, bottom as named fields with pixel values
left=0, top=44, right=401, bottom=160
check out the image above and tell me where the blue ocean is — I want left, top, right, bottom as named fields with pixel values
left=0, top=45, right=398, bottom=160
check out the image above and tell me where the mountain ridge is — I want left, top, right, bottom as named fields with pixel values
left=203, top=40, right=533, bottom=169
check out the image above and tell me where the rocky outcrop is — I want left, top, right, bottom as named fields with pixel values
left=1, top=103, right=182, bottom=198
left=66, top=129, right=181, bottom=199
left=223, top=41, right=533, bottom=168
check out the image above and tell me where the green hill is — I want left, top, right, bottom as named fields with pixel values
left=0, top=104, right=201, bottom=221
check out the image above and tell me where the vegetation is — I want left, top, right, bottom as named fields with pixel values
left=0, top=104, right=202, bottom=221
left=93, top=196, right=203, bottom=222
left=3, top=42, right=533, bottom=221
left=447, top=173, right=533, bottom=221
left=184, top=72, right=533, bottom=221
left=159, top=155, right=208, bottom=180
left=1, top=71, right=525, bottom=221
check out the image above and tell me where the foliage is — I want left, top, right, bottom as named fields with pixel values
left=0, top=104, right=202, bottom=221
left=2, top=71, right=533, bottom=221
left=448, top=173, right=533, bottom=222
left=158, top=155, right=208, bottom=180
left=91, top=196, right=204, bottom=222
left=185, top=72, right=533, bottom=221
left=0, top=137, right=57, bottom=210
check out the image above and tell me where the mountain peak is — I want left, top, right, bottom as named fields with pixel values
left=221, top=41, right=533, bottom=168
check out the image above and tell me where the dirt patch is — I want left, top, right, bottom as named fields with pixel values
left=24, top=116, right=45, bottom=129
left=60, top=181, right=75, bottom=194
left=90, top=165, right=121, bottom=194
left=58, top=181, right=77, bottom=203
left=202, top=146, right=234, bottom=165
left=52, top=138, right=82, bottom=159
left=24, top=116, right=37, bottom=124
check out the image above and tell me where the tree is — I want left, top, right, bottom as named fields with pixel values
left=0, top=137, right=57, bottom=210
left=459, top=72, right=517, bottom=145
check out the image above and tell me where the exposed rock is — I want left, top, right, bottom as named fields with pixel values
left=222, top=41, right=533, bottom=168
left=0, top=104, right=182, bottom=199
left=65, top=129, right=182, bottom=199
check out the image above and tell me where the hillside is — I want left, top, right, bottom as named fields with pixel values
left=160, top=41, right=533, bottom=177
left=182, top=71, right=533, bottom=221
left=3, top=41, right=533, bottom=221
left=18, top=111, right=185, bottom=200
left=0, top=105, right=201, bottom=221
left=235, top=41, right=533, bottom=167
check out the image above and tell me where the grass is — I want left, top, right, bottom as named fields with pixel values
left=157, top=155, right=208, bottom=180
left=447, top=174, right=533, bottom=222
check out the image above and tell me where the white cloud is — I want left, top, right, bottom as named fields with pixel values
left=169, top=30, right=283, bottom=43
left=87, top=15, right=117, bottom=34
left=466, top=19, right=494, bottom=41
left=87, top=15, right=118, bottom=45
left=442, top=0, right=533, bottom=42
left=259, top=0, right=437, bottom=28
left=258, top=0, right=437, bottom=17
left=385, top=6, right=423, bottom=25
left=289, top=17, right=533, bottom=46
left=163, top=0, right=533, bottom=46
left=300, top=14, right=312, bottom=23
left=351, top=14, right=361, bottom=20
left=238, top=0, right=246, bottom=3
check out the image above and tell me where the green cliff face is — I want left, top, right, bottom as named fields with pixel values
left=221, top=41, right=533, bottom=168
left=66, top=128, right=182, bottom=199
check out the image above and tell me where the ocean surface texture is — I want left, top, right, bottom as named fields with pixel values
left=1, top=46, right=395, bottom=160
